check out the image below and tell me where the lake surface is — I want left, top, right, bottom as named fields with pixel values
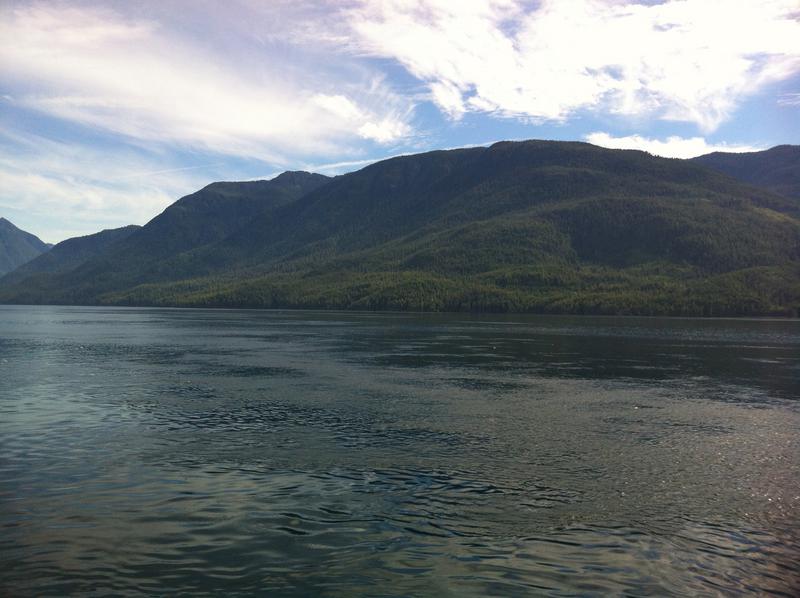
left=1, top=306, right=798, bottom=596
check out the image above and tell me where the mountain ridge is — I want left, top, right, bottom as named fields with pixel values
left=0, top=225, right=141, bottom=287
left=692, top=145, right=800, bottom=201
left=0, top=218, right=51, bottom=276
left=1, top=141, right=798, bottom=316
left=27, top=170, right=331, bottom=299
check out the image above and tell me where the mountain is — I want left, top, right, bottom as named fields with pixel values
left=1, top=141, right=798, bottom=316
left=0, top=218, right=51, bottom=276
left=692, top=145, right=800, bottom=201
left=0, top=171, right=329, bottom=303
left=114, top=171, right=330, bottom=261
left=0, top=225, right=140, bottom=287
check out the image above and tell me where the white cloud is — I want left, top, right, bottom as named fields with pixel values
left=777, top=92, right=800, bottom=106
left=313, top=94, right=365, bottom=121
left=0, top=169, right=178, bottom=242
left=358, top=119, right=413, bottom=143
left=0, top=131, right=214, bottom=242
left=0, top=3, right=414, bottom=161
left=313, top=92, right=412, bottom=143
left=430, top=81, right=467, bottom=119
left=585, top=132, right=764, bottom=159
left=303, top=157, right=383, bottom=176
left=346, top=0, right=800, bottom=132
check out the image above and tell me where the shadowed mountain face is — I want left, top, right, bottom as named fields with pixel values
left=0, top=171, right=330, bottom=302
left=0, top=218, right=51, bottom=276
left=210, top=141, right=798, bottom=265
left=693, top=145, right=800, bottom=201
left=120, top=172, right=329, bottom=260
left=0, top=225, right=141, bottom=286
left=1, top=141, right=798, bottom=316
left=104, top=170, right=331, bottom=262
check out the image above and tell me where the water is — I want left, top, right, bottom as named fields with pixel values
left=1, top=306, right=798, bottom=596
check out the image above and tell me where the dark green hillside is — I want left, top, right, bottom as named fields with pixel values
left=0, top=217, right=50, bottom=276
left=108, top=170, right=330, bottom=261
left=1, top=141, right=798, bottom=316
left=0, top=171, right=329, bottom=301
left=179, top=141, right=796, bottom=273
left=0, top=224, right=139, bottom=286
left=693, top=145, right=800, bottom=201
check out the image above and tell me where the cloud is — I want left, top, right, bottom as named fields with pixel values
left=585, top=132, right=764, bottom=159
left=777, top=92, right=800, bottom=106
left=346, top=0, right=800, bottom=132
left=313, top=92, right=413, bottom=142
left=358, top=119, right=413, bottom=143
left=0, top=3, right=415, bottom=162
left=0, top=130, right=214, bottom=242
left=0, top=169, right=178, bottom=243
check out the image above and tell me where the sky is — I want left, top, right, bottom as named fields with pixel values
left=1, top=0, right=799, bottom=243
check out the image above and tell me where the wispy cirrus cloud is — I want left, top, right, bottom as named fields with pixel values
left=0, top=129, right=216, bottom=242
left=345, top=0, right=800, bottom=132
left=585, top=132, right=764, bottom=159
left=0, top=2, right=415, bottom=162
left=777, top=92, right=800, bottom=106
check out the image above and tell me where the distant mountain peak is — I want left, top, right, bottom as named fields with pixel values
left=0, top=217, right=51, bottom=276
left=0, top=224, right=141, bottom=286
left=692, top=144, right=800, bottom=200
left=274, top=170, right=325, bottom=179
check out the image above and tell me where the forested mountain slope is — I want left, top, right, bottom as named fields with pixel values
left=0, top=171, right=329, bottom=302
left=693, top=145, right=800, bottom=201
left=1, top=225, right=140, bottom=286
left=0, top=218, right=50, bottom=276
left=1, top=141, right=798, bottom=316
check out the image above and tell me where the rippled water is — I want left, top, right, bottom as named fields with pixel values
left=1, top=306, right=798, bottom=596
